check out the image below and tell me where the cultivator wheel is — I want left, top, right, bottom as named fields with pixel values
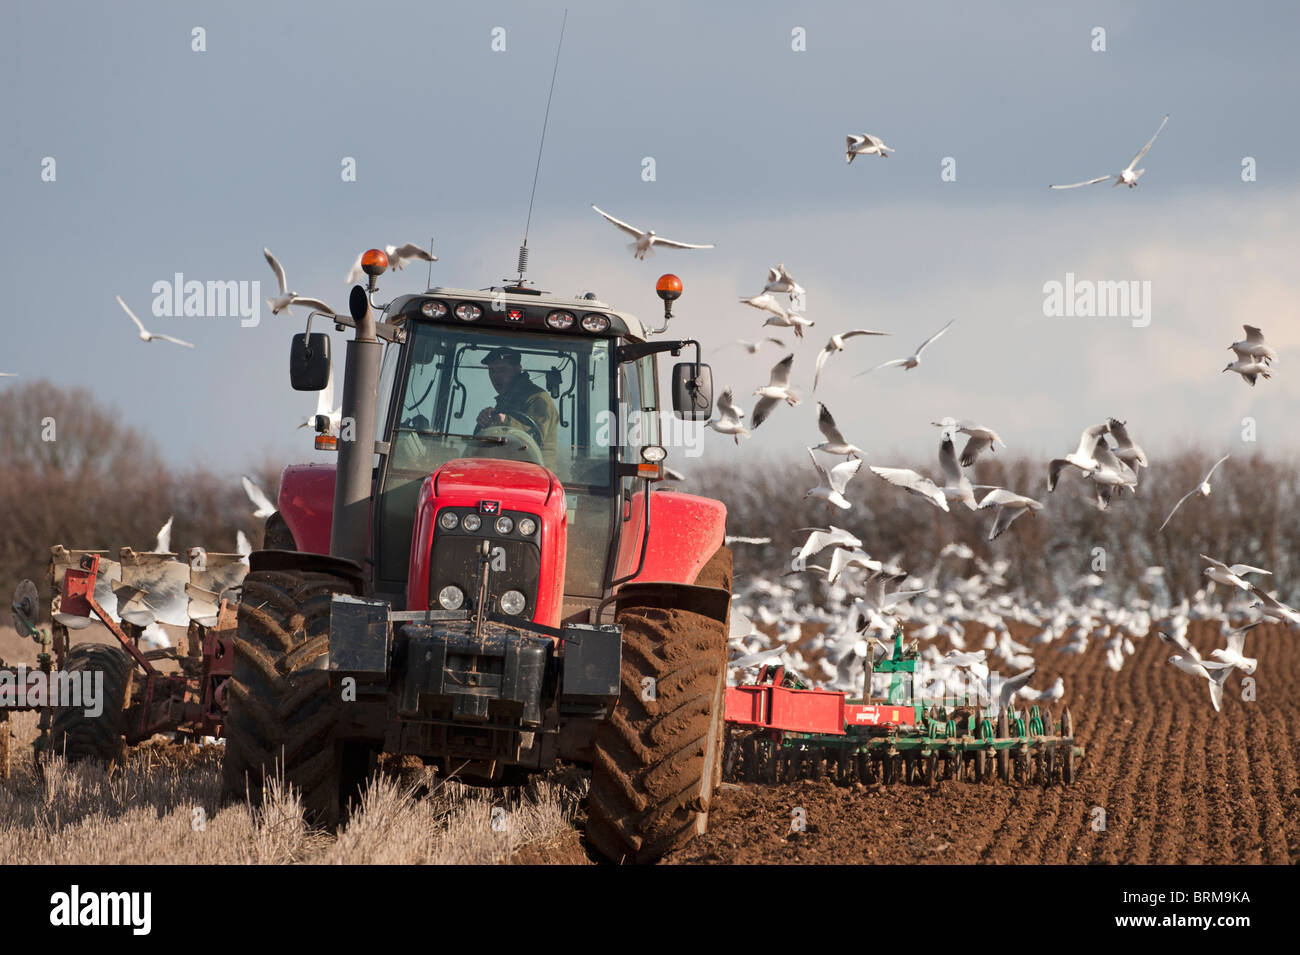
left=996, top=709, right=1011, bottom=782
left=1061, top=707, right=1076, bottom=784
left=49, top=644, right=134, bottom=764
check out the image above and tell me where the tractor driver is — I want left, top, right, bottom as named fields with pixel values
left=475, top=347, right=559, bottom=472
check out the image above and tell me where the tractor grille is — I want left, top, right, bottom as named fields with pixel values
left=429, top=513, right=541, bottom=620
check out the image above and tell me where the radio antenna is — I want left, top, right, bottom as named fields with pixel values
left=516, top=8, right=568, bottom=285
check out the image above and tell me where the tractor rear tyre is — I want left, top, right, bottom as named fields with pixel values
left=585, top=551, right=730, bottom=864
left=221, top=568, right=359, bottom=827
left=49, top=644, right=134, bottom=763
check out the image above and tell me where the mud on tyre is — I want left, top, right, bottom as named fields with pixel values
left=585, top=548, right=731, bottom=864
left=50, top=643, right=134, bottom=764
left=221, top=568, right=356, bottom=826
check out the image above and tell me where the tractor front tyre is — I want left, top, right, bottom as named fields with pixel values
left=221, top=569, right=357, bottom=827
left=49, top=644, right=134, bottom=764
left=585, top=598, right=729, bottom=864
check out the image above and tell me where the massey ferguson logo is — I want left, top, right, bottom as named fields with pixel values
left=478, top=501, right=501, bottom=515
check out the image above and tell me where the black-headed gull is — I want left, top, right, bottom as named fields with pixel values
left=814, top=329, right=888, bottom=390
left=762, top=263, right=804, bottom=299
left=116, top=296, right=195, bottom=348
left=813, top=403, right=862, bottom=457
left=345, top=242, right=436, bottom=284
left=590, top=205, right=715, bottom=260
left=1158, top=454, right=1229, bottom=531
left=978, top=488, right=1044, bottom=541
left=793, top=525, right=862, bottom=563
left=263, top=248, right=337, bottom=316
left=1018, top=675, right=1064, bottom=705
left=1222, top=357, right=1272, bottom=386
left=1228, top=325, right=1277, bottom=364
left=855, top=320, right=953, bottom=375
left=846, top=133, right=893, bottom=162
left=805, top=448, right=862, bottom=510
left=1249, top=585, right=1300, bottom=628
left=751, top=354, right=800, bottom=428
left=705, top=387, right=749, bottom=444
left=741, top=293, right=813, bottom=338
left=1200, top=554, right=1270, bottom=591
left=1167, top=651, right=1235, bottom=712
left=1047, top=421, right=1112, bottom=491
left=932, top=420, right=1005, bottom=467
left=1106, top=418, right=1148, bottom=473
left=869, top=466, right=950, bottom=512
left=1210, top=622, right=1260, bottom=675
left=1050, top=114, right=1169, bottom=189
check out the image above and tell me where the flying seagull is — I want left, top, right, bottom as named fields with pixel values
left=1222, top=357, right=1272, bottom=386
left=932, top=420, right=1005, bottom=467
left=346, top=242, right=436, bottom=284
left=978, top=488, right=1044, bottom=541
left=1157, top=455, right=1229, bottom=532
left=1050, top=114, right=1169, bottom=189
left=813, top=403, right=862, bottom=457
left=590, top=205, right=715, bottom=260
left=1047, top=421, right=1112, bottom=491
left=116, top=296, right=195, bottom=348
left=706, top=387, right=750, bottom=444
left=751, top=354, right=800, bottom=428
left=869, top=466, right=950, bottom=512
left=1228, top=325, right=1277, bottom=364
left=846, top=133, right=893, bottom=162
left=855, top=320, right=953, bottom=375
left=762, top=264, right=804, bottom=300
left=814, top=329, right=888, bottom=390
left=263, top=248, right=337, bottom=316
left=805, top=448, right=862, bottom=510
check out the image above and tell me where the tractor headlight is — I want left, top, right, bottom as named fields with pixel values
left=499, top=590, right=526, bottom=615
left=517, top=517, right=537, bottom=536
left=545, top=310, right=575, bottom=330
left=438, top=511, right=460, bottom=530
left=421, top=300, right=448, bottom=319
left=454, top=302, right=482, bottom=322
left=494, top=516, right=514, bottom=535
left=438, top=586, right=465, bottom=610
left=580, top=313, right=610, bottom=333
left=462, top=513, right=482, bottom=532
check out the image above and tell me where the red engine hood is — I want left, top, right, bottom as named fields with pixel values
left=432, top=458, right=559, bottom=508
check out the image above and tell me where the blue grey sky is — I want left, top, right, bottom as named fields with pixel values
left=3, top=0, right=1297, bottom=476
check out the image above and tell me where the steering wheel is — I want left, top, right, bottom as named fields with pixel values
left=477, top=409, right=544, bottom=449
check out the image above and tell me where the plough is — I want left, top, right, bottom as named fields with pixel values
left=722, top=629, right=1084, bottom=786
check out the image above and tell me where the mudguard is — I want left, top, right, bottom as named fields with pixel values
left=612, top=489, right=726, bottom=587
left=276, top=463, right=336, bottom=555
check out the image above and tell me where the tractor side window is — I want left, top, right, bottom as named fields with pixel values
left=374, top=341, right=401, bottom=468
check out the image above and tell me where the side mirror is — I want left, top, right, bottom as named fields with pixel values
left=671, top=362, right=712, bottom=421
left=290, top=333, right=331, bottom=391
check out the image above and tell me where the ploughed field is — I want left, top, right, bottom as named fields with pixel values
left=3, top=621, right=1297, bottom=864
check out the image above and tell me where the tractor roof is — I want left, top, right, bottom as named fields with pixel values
left=384, top=288, right=649, bottom=341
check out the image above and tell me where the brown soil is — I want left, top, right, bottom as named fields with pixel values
left=660, top=620, right=1300, bottom=864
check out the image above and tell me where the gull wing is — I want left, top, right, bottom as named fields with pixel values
left=854, top=357, right=908, bottom=377
left=1049, top=175, right=1109, bottom=189
left=938, top=437, right=963, bottom=485
left=1201, top=454, right=1230, bottom=484
left=914, top=320, right=954, bottom=357
left=768, top=353, right=794, bottom=387
left=1125, top=114, right=1169, bottom=172
left=651, top=236, right=715, bottom=250
left=870, top=467, right=950, bottom=511
left=154, top=333, right=196, bottom=348
left=1073, top=422, right=1111, bottom=459
left=263, top=248, right=288, bottom=295
left=817, top=403, right=848, bottom=445
left=591, top=205, right=644, bottom=238
left=116, top=295, right=149, bottom=334
left=828, top=456, right=863, bottom=495
left=1243, top=325, right=1265, bottom=344
left=289, top=296, right=336, bottom=315
left=1157, top=489, right=1199, bottom=532
left=752, top=395, right=780, bottom=429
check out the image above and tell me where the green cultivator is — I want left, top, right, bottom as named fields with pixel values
left=723, top=630, right=1083, bottom=786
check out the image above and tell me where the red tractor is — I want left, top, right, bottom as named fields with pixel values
left=223, top=254, right=732, bottom=863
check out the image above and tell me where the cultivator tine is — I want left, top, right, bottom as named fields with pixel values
left=117, top=548, right=191, bottom=627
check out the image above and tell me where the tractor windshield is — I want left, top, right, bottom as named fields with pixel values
left=373, top=321, right=619, bottom=600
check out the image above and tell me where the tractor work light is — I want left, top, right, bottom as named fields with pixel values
left=516, top=517, right=537, bottom=537
left=462, top=513, right=482, bottom=532
left=580, top=313, right=610, bottom=333
left=494, top=516, right=514, bottom=535
left=545, top=310, right=575, bottom=330
left=361, top=249, right=388, bottom=276
left=499, top=590, right=526, bottom=616
left=454, top=302, right=482, bottom=322
left=438, top=586, right=465, bottom=610
left=439, top=511, right=460, bottom=530
left=421, top=300, right=448, bottom=318
left=641, top=445, right=667, bottom=463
